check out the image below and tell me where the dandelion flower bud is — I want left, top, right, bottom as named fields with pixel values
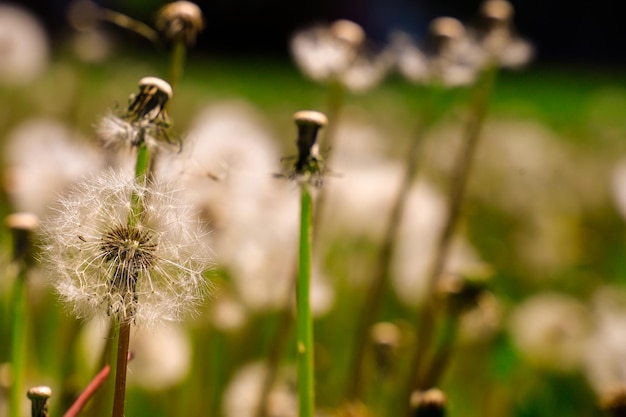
left=27, top=386, right=52, bottom=417
left=156, top=1, right=204, bottom=45
left=39, top=169, right=211, bottom=325
left=410, top=388, right=447, bottom=417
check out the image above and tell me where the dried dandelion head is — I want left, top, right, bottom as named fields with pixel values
left=392, top=17, right=479, bottom=87
left=96, top=76, right=179, bottom=153
left=39, top=169, right=211, bottom=325
left=280, top=110, right=328, bottom=186
left=155, top=1, right=204, bottom=45
left=469, top=0, right=533, bottom=68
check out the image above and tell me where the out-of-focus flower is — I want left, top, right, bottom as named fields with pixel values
left=223, top=361, right=297, bottom=417
left=467, top=0, right=533, bottom=69
left=39, top=169, right=211, bottom=325
left=0, top=4, right=49, bottom=86
left=67, top=0, right=114, bottom=63
left=128, top=323, right=192, bottom=390
left=155, top=1, right=204, bottom=45
left=290, top=19, right=391, bottom=92
left=391, top=180, right=486, bottom=307
left=428, top=119, right=602, bottom=276
left=210, top=292, right=248, bottom=332
left=509, top=292, right=591, bottom=372
left=159, top=101, right=335, bottom=315
left=584, top=287, right=626, bottom=396
left=392, top=17, right=479, bottom=87
left=3, top=118, right=105, bottom=217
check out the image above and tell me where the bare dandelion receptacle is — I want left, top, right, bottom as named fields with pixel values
left=156, top=1, right=204, bottom=45
left=292, top=110, right=328, bottom=181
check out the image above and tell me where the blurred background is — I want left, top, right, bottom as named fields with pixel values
left=3, top=0, right=626, bottom=417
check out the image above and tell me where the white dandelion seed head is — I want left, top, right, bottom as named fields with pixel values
left=223, top=361, right=297, bottom=417
left=128, top=323, right=192, bottom=390
left=583, top=287, right=626, bottom=395
left=39, top=169, right=212, bottom=326
left=0, top=4, right=49, bottom=87
left=290, top=20, right=388, bottom=92
left=3, top=118, right=106, bottom=217
left=391, top=29, right=479, bottom=87
left=391, top=180, right=485, bottom=307
left=509, top=292, right=591, bottom=372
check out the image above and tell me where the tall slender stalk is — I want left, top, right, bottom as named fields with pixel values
left=111, top=132, right=150, bottom=417
left=6, top=213, right=38, bottom=417
left=297, top=184, right=315, bottom=417
left=168, top=40, right=187, bottom=93
left=404, top=65, right=498, bottom=416
left=9, top=262, right=27, bottom=417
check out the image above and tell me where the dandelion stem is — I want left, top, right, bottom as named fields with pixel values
left=9, top=265, right=27, bottom=417
left=101, top=9, right=160, bottom=45
left=64, top=364, right=111, bottom=417
left=168, top=40, right=187, bottom=93
left=404, top=65, right=498, bottom=416
left=6, top=214, right=37, bottom=417
left=111, top=320, right=131, bottom=417
left=297, top=184, right=315, bottom=417
left=345, top=85, right=440, bottom=402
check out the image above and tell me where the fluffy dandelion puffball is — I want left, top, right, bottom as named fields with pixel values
left=40, top=169, right=212, bottom=325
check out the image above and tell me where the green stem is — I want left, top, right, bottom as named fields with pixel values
left=418, top=313, right=460, bottom=390
left=297, top=184, right=315, bottom=417
left=168, top=40, right=187, bottom=94
left=9, top=265, right=27, bottom=417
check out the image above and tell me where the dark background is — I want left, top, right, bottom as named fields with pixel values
left=11, top=0, right=626, bottom=66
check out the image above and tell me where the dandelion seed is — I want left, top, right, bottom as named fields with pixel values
left=39, top=169, right=211, bottom=325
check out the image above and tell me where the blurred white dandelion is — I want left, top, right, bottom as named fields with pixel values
left=0, top=4, right=49, bottom=86
left=290, top=19, right=391, bottom=92
left=3, top=118, right=106, bottom=217
left=509, top=292, right=591, bottom=372
left=39, top=169, right=212, bottom=325
left=223, top=361, right=297, bottom=417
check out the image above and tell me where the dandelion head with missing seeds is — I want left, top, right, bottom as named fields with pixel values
left=39, top=169, right=212, bottom=325
left=96, top=76, right=180, bottom=153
